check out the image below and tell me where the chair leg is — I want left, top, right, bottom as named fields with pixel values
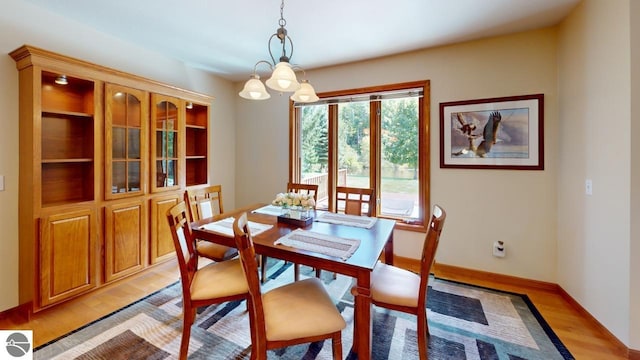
left=417, top=311, right=428, bottom=360
left=315, top=268, right=321, bottom=278
left=179, top=307, right=195, bottom=360
left=331, top=332, right=343, bottom=360
left=260, top=255, right=268, bottom=284
left=294, top=264, right=300, bottom=281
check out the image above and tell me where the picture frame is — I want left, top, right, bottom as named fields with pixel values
left=439, top=94, right=544, bottom=170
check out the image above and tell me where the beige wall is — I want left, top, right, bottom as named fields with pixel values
left=630, top=0, right=640, bottom=349
left=558, top=0, right=632, bottom=346
left=236, top=28, right=560, bottom=281
left=0, top=1, right=237, bottom=312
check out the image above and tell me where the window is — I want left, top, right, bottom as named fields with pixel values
left=290, top=81, right=430, bottom=228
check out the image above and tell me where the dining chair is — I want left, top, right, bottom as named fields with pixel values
left=312, top=186, right=376, bottom=279
left=365, top=204, right=446, bottom=360
left=336, top=186, right=375, bottom=217
left=166, top=201, right=249, bottom=360
left=232, top=212, right=346, bottom=360
left=184, top=185, right=238, bottom=262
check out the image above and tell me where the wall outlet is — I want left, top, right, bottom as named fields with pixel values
left=0, top=175, right=4, bottom=191
left=585, top=179, right=592, bottom=195
left=492, top=241, right=505, bottom=258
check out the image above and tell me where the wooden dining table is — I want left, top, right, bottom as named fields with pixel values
left=191, top=203, right=395, bottom=360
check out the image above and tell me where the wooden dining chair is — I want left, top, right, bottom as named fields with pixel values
left=166, top=201, right=249, bottom=360
left=232, top=212, right=346, bottom=360
left=365, top=204, right=446, bottom=360
left=336, top=186, right=375, bottom=216
left=184, top=185, right=237, bottom=262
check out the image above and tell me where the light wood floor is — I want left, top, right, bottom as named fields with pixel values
left=0, top=258, right=629, bottom=359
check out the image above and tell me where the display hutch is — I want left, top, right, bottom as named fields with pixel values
left=10, top=45, right=212, bottom=313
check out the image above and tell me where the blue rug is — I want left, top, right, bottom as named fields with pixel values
left=34, top=260, right=573, bottom=359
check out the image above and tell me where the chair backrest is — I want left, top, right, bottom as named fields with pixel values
left=184, top=184, right=224, bottom=222
left=287, top=182, right=319, bottom=203
left=167, top=201, right=198, bottom=298
left=417, top=205, right=446, bottom=308
left=336, top=186, right=375, bottom=216
left=232, top=213, right=267, bottom=338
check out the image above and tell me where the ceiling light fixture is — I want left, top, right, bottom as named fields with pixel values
left=239, top=0, right=318, bottom=103
left=55, top=75, right=68, bottom=85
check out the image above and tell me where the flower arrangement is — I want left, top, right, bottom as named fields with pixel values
left=271, top=192, right=316, bottom=209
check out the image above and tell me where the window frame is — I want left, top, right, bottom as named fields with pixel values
left=289, top=80, right=430, bottom=231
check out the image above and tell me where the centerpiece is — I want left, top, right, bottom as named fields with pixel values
left=272, top=192, right=315, bottom=227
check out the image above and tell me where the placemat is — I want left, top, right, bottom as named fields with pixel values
left=199, top=217, right=272, bottom=237
left=315, top=212, right=377, bottom=229
left=274, top=229, right=360, bottom=260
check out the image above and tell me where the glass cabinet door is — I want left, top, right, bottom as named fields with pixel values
left=151, top=94, right=183, bottom=192
left=105, top=84, right=148, bottom=199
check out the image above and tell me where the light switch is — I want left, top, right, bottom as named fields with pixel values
left=585, top=179, right=592, bottom=195
left=0, top=175, right=4, bottom=191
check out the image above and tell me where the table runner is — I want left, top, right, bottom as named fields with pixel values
left=251, top=204, right=284, bottom=216
left=274, top=228, right=360, bottom=260
left=199, top=217, right=272, bottom=237
left=315, top=212, right=377, bottom=229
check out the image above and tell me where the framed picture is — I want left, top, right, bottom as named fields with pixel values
left=439, top=94, right=544, bottom=170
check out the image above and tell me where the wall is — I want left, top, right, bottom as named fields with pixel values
left=630, top=0, right=640, bottom=350
left=0, top=0, right=237, bottom=312
left=235, top=28, right=560, bottom=282
left=557, top=0, right=631, bottom=345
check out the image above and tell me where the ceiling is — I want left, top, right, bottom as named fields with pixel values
left=24, top=0, right=581, bottom=81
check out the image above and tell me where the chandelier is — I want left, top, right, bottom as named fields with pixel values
left=238, top=0, right=319, bottom=103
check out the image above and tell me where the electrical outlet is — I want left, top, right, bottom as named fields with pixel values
left=492, top=241, right=505, bottom=258
left=0, top=175, right=4, bottom=191
left=585, top=179, right=592, bottom=195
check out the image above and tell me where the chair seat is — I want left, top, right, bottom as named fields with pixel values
left=263, top=278, right=346, bottom=341
left=371, top=261, right=420, bottom=308
left=191, top=258, right=249, bottom=301
left=196, top=240, right=238, bottom=261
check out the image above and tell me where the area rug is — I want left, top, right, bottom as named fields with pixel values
left=34, top=260, right=574, bottom=359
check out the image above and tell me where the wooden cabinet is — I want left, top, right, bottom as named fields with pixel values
left=149, top=194, right=181, bottom=264
left=104, top=199, right=147, bottom=282
left=39, top=208, right=97, bottom=307
left=11, top=45, right=214, bottom=312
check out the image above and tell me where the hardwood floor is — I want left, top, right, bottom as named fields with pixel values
left=0, top=258, right=630, bottom=359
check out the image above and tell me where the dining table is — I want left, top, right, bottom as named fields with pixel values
left=191, top=203, right=395, bottom=360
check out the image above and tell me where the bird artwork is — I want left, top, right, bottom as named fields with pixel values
left=452, top=111, right=502, bottom=157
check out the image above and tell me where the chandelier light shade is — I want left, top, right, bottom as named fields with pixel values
left=238, top=0, right=318, bottom=103
left=239, top=74, right=271, bottom=100
left=290, top=80, right=319, bottom=102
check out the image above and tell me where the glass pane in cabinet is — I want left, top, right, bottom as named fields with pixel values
left=167, top=102, right=177, bottom=129
left=112, top=92, right=126, bottom=126
left=112, top=161, right=126, bottom=193
left=166, top=159, right=177, bottom=186
left=127, top=93, right=141, bottom=127
left=112, top=127, right=126, bottom=159
left=166, top=131, right=177, bottom=158
left=128, top=128, right=140, bottom=159
left=156, top=101, right=168, bottom=129
left=156, top=160, right=167, bottom=187
left=156, top=131, right=166, bottom=158
left=128, top=161, right=141, bottom=191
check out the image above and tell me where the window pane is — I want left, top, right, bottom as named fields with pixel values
left=380, top=97, right=419, bottom=218
left=337, top=102, right=370, bottom=188
left=300, top=104, right=329, bottom=209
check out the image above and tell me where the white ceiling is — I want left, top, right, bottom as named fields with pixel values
left=24, top=0, right=580, bottom=81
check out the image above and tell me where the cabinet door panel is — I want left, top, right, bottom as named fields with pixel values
left=40, top=208, right=96, bottom=307
left=104, top=200, right=147, bottom=282
left=149, top=194, right=180, bottom=264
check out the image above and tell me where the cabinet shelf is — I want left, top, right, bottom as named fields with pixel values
left=42, top=158, right=93, bottom=163
left=186, top=124, right=206, bottom=130
left=43, top=110, right=93, bottom=118
left=186, top=155, right=206, bottom=160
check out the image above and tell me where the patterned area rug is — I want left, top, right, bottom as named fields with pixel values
left=35, top=260, right=573, bottom=359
